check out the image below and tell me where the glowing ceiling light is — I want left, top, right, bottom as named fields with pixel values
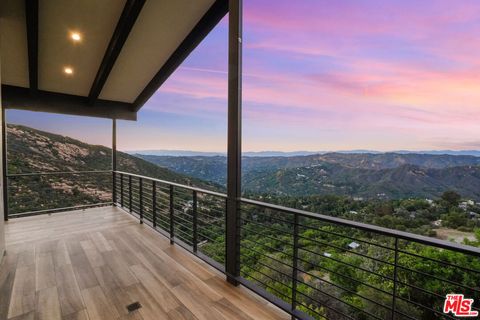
left=64, top=67, right=73, bottom=75
left=70, top=32, right=81, bottom=42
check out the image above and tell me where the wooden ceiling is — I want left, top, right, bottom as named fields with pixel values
left=0, top=0, right=227, bottom=120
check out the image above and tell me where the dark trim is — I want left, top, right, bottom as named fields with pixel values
left=291, top=213, right=300, bottom=317
left=88, top=0, right=146, bottom=104
left=225, top=0, right=242, bottom=286
left=169, top=184, right=174, bottom=245
left=2, top=85, right=136, bottom=120
left=192, top=190, right=198, bottom=253
left=1, top=105, right=7, bottom=221
left=152, top=180, right=156, bottom=227
left=25, top=0, right=39, bottom=92
left=112, top=119, right=117, bottom=204
left=132, top=0, right=228, bottom=111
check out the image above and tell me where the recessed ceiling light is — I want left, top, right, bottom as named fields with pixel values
left=70, top=32, right=81, bottom=42
left=64, top=67, right=73, bottom=75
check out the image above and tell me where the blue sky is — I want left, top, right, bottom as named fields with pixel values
left=8, top=1, right=480, bottom=152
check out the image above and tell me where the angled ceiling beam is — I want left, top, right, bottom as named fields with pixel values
left=2, top=85, right=137, bottom=120
left=88, top=0, right=146, bottom=105
left=132, top=0, right=228, bottom=112
left=25, top=0, right=39, bottom=92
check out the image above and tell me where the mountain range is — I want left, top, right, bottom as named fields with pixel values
left=129, top=149, right=480, bottom=157
left=8, top=124, right=480, bottom=203
left=136, top=153, right=480, bottom=200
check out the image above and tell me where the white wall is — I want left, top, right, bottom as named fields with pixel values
left=0, top=47, right=5, bottom=262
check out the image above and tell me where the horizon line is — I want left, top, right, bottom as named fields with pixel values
left=123, top=149, right=480, bottom=154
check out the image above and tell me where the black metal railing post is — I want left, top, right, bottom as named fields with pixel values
left=112, top=119, right=117, bottom=205
left=128, top=175, right=132, bottom=213
left=120, top=173, right=124, bottom=207
left=139, top=177, right=143, bottom=224
left=169, top=184, right=174, bottom=244
left=193, top=190, right=198, bottom=253
left=391, top=237, right=399, bottom=319
left=2, top=105, right=8, bottom=221
left=226, top=0, right=243, bottom=286
left=152, top=180, right=157, bottom=228
left=291, top=213, right=299, bottom=319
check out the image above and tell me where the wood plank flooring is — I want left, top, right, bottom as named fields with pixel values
left=1, top=207, right=288, bottom=320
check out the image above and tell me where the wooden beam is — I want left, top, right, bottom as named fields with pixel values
left=132, top=0, right=228, bottom=111
left=2, top=85, right=136, bottom=120
left=88, top=0, right=146, bottom=104
left=25, top=0, right=38, bottom=92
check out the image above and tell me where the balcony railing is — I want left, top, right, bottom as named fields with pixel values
left=112, top=171, right=480, bottom=320
left=113, top=170, right=227, bottom=270
left=6, top=169, right=480, bottom=319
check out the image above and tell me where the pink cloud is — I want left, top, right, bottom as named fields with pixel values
left=141, top=1, right=480, bottom=151
left=149, top=55, right=480, bottom=129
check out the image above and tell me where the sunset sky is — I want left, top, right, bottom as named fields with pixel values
left=8, top=0, right=480, bottom=152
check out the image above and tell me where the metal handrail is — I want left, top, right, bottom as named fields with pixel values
left=114, top=170, right=227, bottom=198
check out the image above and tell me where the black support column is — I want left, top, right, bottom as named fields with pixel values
left=1, top=105, right=7, bottom=221
left=225, top=0, right=242, bottom=286
left=112, top=119, right=117, bottom=205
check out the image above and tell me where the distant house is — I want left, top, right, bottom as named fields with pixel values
left=469, top=212, right=479, bottom=219
left=348, top=242, right=360, bottom=249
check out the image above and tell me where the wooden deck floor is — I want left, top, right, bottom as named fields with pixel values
left=0, top=206, right=288, bottom=320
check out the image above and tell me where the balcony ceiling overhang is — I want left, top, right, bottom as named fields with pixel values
left=0, top=0, right=227, bottom=120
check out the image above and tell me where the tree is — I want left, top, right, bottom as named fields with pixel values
left=441, top=211, right=468, bottom=229
left=441, top=190, right=461, bottom=207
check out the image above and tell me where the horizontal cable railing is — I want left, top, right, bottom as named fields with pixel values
left=114, top=170, right=227, bottom=272
left=9, top=169, right=479, bottom=319
left=7, top=170, right=113, bottom=217
left=114, top=170, right=480, bottom=320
